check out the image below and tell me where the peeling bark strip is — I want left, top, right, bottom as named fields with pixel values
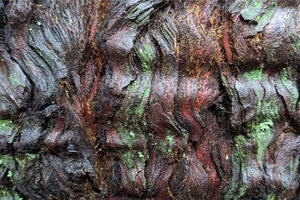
left=0, top=0, right=299, bottom=199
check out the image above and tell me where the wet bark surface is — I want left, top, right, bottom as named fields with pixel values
left=0, top=0, right=299, bottom=199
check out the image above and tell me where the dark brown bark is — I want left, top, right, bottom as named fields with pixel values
left=0, top=0, right=299, bottom=199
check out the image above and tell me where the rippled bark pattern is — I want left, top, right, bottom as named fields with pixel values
left=0, top=0, right=299, bottom=199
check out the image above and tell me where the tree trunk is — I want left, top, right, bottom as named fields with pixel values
left=0, top=0, right=299, bottom=199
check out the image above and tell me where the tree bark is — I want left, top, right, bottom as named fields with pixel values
left=0, top=0, right=299, bottom=199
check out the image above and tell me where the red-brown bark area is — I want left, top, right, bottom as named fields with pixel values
left=0, top=0, right=299, bottom=199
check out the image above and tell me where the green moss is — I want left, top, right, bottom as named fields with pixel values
left=0, top=155, right=25, bottom=200
left=119, top=129, right=136, bottom=149
left=24, top=62, right=30, bottom=68
left=15, top=154, right=36, bottom=169
left=13, top=193, right=23, bottom=200
left=119, top=149, right=148, bottom=190
left=155, top=131, right=175, bottom=157
left=267, top=194, right=275, bottom=200
left=262, top=97, right=279, bottom=119
left=0, top=120, right=15, bottom=132
left=239, top=0, right=277, bottom=32
left=225, top=178, right=247, bottom=200
left=225, top=135, right=248, bottom=200
left=166, top=134, right=174, bottom=154
left=243, top=69, right=277, bottom=116
left=255, top=1, right=277, bottom=32
left=138, top=151, right=144, bottom=159
left=0, top=155, right=15, bottom=170
left=119, top=151, right=135, bottom=169
left=127, top=80, right=138, bottom=96
left=125, top=72, right=152, bottom=119
left=0, top=190, right=12, bottom=200
left=224, top=180, right=238, bottom=200
left=0, top=120, right=15, bottom=144
left=243, top=68, right=266, bottom=82
left=118, top=76, right=151, bottom=148
left=118, top=71, right=153, bottom=149
left=119, top=150, right=148, bottom=169
left=135, top=76, right=152, bottom=117
left=249, top=118, right=273, bottom=166
left=0, top=189, right=23, bottom=200
left=237, top=185, right=247, bottom=200
left=247, top=97, right=279, bottom=166
left=137, top=43, right=155, bottom=72
left=234, top=135, right=248, bottom=169
left=227, top=95, right=279, bottom=198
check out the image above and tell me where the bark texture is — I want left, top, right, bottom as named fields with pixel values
left=0, top=0, right=299, bottom=199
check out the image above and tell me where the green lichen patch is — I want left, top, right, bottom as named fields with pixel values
left=9, top=75, right=21, bottom=87
left=241, top=0, right=263, bottom=21
left=137, top=43, right=155, bottom=72
left=255, top=1, right=277, bottom=32
left=239, top=0, right=277, bottom=32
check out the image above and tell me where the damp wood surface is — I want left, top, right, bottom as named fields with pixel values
left=0, top=0, right=299, bottom=199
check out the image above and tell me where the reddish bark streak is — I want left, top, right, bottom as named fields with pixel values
left=223, top=20, right=233, bottom=64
